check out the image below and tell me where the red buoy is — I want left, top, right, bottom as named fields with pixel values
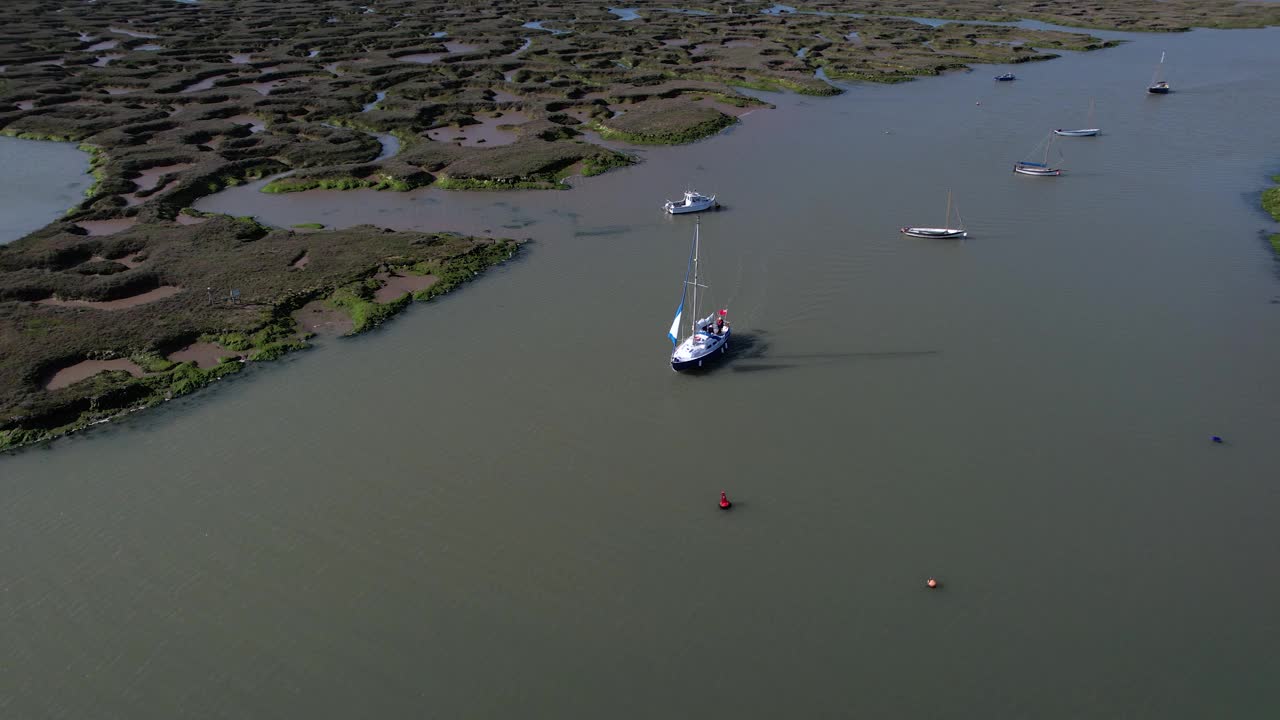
left=719, top=491, right=732, bottom=510
left=926, top=578, right=939, bottom=589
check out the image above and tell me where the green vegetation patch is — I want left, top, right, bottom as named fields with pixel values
left=1266, top=174, right=1280, bottom=256
left=1262, top=184, right=1280, bottom=222
left=0, top=359, right=247, bottom=451
left=263, top=171, right=430, bottom=193
left=327, top=279, right=413, bottom=333
left=324, top=239, right=518, bottom=332
left=258, top=158, right=432, bottom=193
left=436, top=140, right=633, bottom=189
left=0, top=216, right=519, bottom=451
left=595, top=99, right=735, bottom=145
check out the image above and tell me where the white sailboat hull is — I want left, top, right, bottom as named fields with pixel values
left=1053, top=128, right=1099, bottom=137
left=1013, top=164, right=1062, bottom=176
left=900, top=227, right=966, bottom=239
left=671, top=328, right=730, bottom=371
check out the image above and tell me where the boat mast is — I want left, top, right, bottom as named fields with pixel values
left=944, top=190, right=952, bottom=228
left=690, top=220, right=699, bottom=335
left=1152, top=51, right=1165, bottom=85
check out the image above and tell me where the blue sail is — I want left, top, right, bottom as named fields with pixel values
left=667, top=239, right=695, bottom=345
left=667, top=299, right=683, bottom=345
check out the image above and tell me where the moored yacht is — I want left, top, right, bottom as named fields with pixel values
left=1147, top=51, right=1171, bottom=94
left=664, top=190, right=718, bottom=214
left=1014, top=132, right=1064, bottom=177
left=1013, top=161, right=1062, bottom=177
left=1054, top=99, right=1099, bottom=137
left=668, top=220, right=729, bottom=371
left=901, top=190, right=966, bottom=239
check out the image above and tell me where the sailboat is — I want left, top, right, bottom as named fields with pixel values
left=1013, top=132, right=1063, bottom=177
left=1147, top=51, right=1170, bottom=94
left=901, top=190, right=966, bottom=239
left=1054, top=99, right=1099, bottom=137
left=668, top=220, right=729, bottom=372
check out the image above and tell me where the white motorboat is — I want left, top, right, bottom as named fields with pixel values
left=664, top=190, right=718, bottom=214
left=668, top=220, right=729, bottom=372
left=902, top=190, right=966, bottom=239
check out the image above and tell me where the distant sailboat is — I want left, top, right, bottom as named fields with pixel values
left=901, top=190, right=966, bottom=239
left=1054, top=99, right=1099, bottom=137
left=1013, top=132, right=1063, bottom=177
left=668, top=220, right=729, bottom=372
left=1147, top=51, right=1170, bottom=94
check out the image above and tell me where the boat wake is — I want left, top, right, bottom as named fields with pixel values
left=729, top=339, right=941, bottom=373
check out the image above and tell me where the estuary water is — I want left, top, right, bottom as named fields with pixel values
left=5, top=24, right=1280, bottom=719
left=0, top=136, right=91, bottom=244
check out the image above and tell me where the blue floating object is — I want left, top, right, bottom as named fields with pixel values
left=1211, top=436, right=1224, bottom=444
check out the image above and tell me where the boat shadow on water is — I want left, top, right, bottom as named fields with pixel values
left=726, top=331, right=942, bottom=373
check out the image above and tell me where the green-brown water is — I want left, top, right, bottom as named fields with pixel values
left=5, top=24, right=1280, bottom=719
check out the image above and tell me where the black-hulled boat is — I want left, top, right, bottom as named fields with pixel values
left=1147, top=52, right=1171, bottom=94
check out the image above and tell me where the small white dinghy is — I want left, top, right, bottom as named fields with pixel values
left=668, top=220, right=729, bottom=372
left=664, top=189, right=718, bottom=214
left=1054, top=99, right=1099, bottom=137
left=901, top=190, right=966, bottom=239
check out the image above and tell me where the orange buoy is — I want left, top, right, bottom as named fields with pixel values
left=926, top=578, right=939, bottom=589
left=719, top=491, right=732, bottom=510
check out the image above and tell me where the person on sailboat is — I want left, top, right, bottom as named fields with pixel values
left=715, top=309, right=728, bottom=335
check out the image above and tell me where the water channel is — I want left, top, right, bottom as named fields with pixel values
left=0, top=136, right=92, bottom=244
left=4, top=23, right=1280, bottom=720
